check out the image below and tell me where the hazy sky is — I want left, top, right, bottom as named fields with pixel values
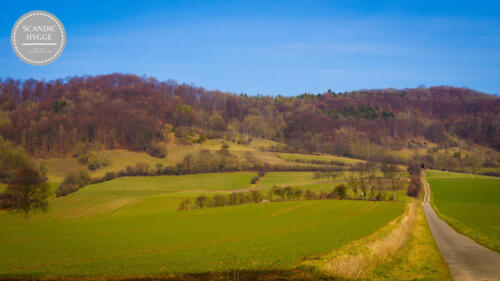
left=1, top=0, right=500, bottom=95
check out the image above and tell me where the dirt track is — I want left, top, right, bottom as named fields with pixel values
left=423, top=178, right=500, bottom=281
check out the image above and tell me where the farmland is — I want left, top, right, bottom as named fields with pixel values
left=0, top=171, right=404, bottom=277
left=428, top=170, right=500, bottom=251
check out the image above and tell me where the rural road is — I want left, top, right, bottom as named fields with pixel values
left=422, top=177, right=500, bottom=281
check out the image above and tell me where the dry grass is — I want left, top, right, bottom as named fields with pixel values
left=369, top=205, right=453, bottom=281
left=305, top=202, right=416, bottom=279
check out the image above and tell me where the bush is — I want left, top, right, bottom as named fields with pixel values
left=73, top=142, right=108, bottom=167
left=174, top=127, right=193, bottom=138
left=178, top=198, right=192, bottom=211
left=103, top=172, right=116, bottom=181
left=250, top=189, right=263, bottom=203
left=135, top=162, right=150, bottom=176
left=87, top=152, right=111, bottom=170
left=195, top=195, right=210, bottom=208
left=195, top=134, right=207, bottom=144
left=147, top=142, right=167, bottom=158
left=251, top=175, right=260, bottom=184
left=55, top=169, right=91, bottom=197
left=333, top=184, right=347, bottom=199
left=304, top=190, right=317, bottom=200
left=213, top=194, right=228, bottom=207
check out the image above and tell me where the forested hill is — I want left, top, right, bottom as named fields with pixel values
left=0, top=73, right=499, bottom=163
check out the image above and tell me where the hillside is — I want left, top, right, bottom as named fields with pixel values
left=0, top=74, right=499, bottom=174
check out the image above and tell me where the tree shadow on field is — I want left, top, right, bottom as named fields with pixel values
left=0, top=268, right=347, bottom=281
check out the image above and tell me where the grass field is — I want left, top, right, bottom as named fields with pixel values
left=42, top=150, right=172, bottom=182
left=0, top=171, right=405, bottom=278
left=428, top=170, right=500, bottom=252
left=42, top=140, right=290, bottom=183
left=277, top=152, right=365, bottom=165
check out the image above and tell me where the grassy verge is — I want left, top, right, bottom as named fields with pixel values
left=369, top=204, right=452, bottom=280
left=0, top=269, right=344, bottom=281
left=303, top=201, right=452, bottom=280
left=302, top=202, right=414, bottom=278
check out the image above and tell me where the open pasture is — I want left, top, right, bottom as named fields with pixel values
left=0, top=170, right=405, bottom=277
left=428, top=170, right=500, bottom=251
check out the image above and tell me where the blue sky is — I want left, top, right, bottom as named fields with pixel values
left=1, top=0, right=500, bottom=95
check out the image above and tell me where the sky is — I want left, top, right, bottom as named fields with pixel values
left=1, top=0, right=500, bottom=96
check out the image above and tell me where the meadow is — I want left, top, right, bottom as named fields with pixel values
left=0, top=171, right=405, bottom=277
left=428, top=170, right=500, bottom=251
left=41, top=138, right=366, bottom=184
left=276, top=152, right=365, bottom=165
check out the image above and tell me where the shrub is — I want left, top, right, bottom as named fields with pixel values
left=251, top=175, right=260, bottom=184
left=195, top=195, right=209, bottom=209
left=178, top=198, right=192, bottom=211
left=271, top=185, right=283, bottom=201
left=283, top=186, right=294, bottom=200
left=87, top=152, right=111, bottom=170
left=250, top=189, right=263, bottom=203
left=73, top=142, right=108, bottom=166
left=213, top=194, right=227, bottom=207
left=126, top=165, right=134, bottom=174
left=304, top=190, right=317, bottom=200
left=135, top=162, right=150, bottom=176
left=55, top=169, right=91, bottom=197
left=174, top=127, right=193, bottom=138
left=147, top=142, right=167, bottom=158
left=103, top=172, right=116, bottom=181
left=293, top=188, right=303, bottom=199
left=333, top=184, right=347, bottom=199
left=72, top=142, right=93, bottom=159
left=195, top=134, right=207, bottom=144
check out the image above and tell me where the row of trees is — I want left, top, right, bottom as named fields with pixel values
left=178, top=163, right=407, bottom=211
left=178, top=182, right=398, bottom=211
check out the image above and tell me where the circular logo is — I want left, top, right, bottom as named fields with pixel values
left=11, top=11, right=66, bottom=66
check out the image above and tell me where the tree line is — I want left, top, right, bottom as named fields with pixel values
left=0, top=74, right=498, bottom=167
left=178, top=182, right=398, bottom=212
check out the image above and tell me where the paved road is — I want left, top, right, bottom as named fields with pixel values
left=422, top=177, right=500, bottom=281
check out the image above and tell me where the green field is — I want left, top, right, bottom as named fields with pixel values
left=0, top=172, right=405, bottom=277
left=428, top=170, right=500, bottom=251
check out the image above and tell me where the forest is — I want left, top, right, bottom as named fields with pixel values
left=0, top=73, right=498, bottom=169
